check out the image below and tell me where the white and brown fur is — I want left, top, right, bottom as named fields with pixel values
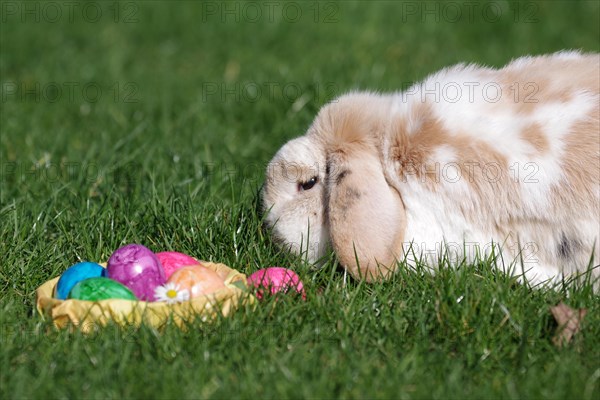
left=262, top=51, right=600, bottom=287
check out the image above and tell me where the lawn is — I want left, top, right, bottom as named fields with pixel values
left=1, top=1, right=599, bottom=398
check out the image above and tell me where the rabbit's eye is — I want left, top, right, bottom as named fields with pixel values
left=299, top=177, right=318, bottom=191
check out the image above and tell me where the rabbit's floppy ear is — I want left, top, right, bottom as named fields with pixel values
left=309, top=92, right=406, bottom=281
left=325, top=141, right=407, bottom=282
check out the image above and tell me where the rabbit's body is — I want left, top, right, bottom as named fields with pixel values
left=263, top=51, right=600, bottom=286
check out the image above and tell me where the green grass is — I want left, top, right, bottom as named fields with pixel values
left=1, top=1, right=599, bottom=398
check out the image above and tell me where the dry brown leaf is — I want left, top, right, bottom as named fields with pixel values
left=550, top=302, right=587, bottom=348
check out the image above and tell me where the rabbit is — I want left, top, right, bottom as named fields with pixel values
left=262, top=51, right=600, bottom=287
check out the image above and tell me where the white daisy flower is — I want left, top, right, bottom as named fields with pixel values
left=154, top=282, right=190, bottom=304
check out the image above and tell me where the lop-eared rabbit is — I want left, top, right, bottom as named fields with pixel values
left=262, top=51, right=599, bottom=288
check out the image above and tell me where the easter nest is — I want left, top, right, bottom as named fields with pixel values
left=36, top=262, right=256, bottom=333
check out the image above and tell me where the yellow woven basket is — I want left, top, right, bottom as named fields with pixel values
left=36, top=262, right=256, bottom=333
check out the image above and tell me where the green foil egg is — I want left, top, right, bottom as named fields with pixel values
left=68, top=277, right=138, bottom=301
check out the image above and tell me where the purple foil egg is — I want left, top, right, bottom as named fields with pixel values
left=106, top=244, right=166, bottom=301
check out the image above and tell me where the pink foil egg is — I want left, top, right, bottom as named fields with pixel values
left=106, top=244, right=166, bottom=301
left=247, top=267, right=306, bottom=300
left=167, top=265, right=227, bottom=298
left=155, top=251, right=201, bottom=279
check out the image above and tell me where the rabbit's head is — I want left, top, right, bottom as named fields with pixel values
left=262, top=93, right=407, bottom=280
left=262, top=135, right=330, bottom=264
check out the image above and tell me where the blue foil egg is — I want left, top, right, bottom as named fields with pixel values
left=55, top=262, right=106, bottom=300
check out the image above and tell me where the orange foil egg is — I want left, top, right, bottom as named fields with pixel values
left=166, top=265, right=226, bottom=298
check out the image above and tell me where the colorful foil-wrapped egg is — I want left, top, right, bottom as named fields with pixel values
left=106, top=244, right=166, bottom=301
left=55, top=261, right=106, bottom=300
left=247, top=267, right=306, bottom=300
left=68, top=277, right=138, bottom=301
left=155, top=251, right=201, bottom=279
left=167, top=265, right=226, bottom=298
